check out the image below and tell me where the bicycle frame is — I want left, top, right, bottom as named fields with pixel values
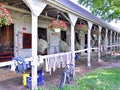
left=59, top=63, right=74, bottom=90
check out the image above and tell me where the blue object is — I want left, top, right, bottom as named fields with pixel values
left=26, top=70, right=44, bottom=88
left=26, top=62, right=31, bottom=69
left=75, top=54, right=78, bottom=60
left=13, top=57, right=27, bottom=73
left=26, top=75, right=44, bottom=88
left=37, top=69, right=42, bottom=76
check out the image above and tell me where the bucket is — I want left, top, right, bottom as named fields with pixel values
left=26, top=75, right=44, bottom=88
left=23, top=73, right=29, bottom=86
left=26, top=69, right=44, bottom=88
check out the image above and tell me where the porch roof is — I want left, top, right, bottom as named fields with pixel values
left=51, top=0, right=120, bottom=33
left=1, top=0, right=120, bottom=33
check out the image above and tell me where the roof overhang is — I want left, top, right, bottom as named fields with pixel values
left=1, top=0, right=120, bottom=33
left=45, top=0, right=120, bottom=33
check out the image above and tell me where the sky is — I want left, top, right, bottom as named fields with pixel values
left=70, top=0, right=120, bottom=30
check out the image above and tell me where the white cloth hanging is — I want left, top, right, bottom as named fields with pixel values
left=11, top=60, right=16, bottom=71
left=53, top=55, right=56, bottom=72
left=62, top=54, right=67, bottom=68
left=56, top=54, right=61, bottom=68
left=45, top=57, right=49, bottom=72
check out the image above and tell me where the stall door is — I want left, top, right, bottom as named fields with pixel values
left=0, top=24, right=14, bottom=61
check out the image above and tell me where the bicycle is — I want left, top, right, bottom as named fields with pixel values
left=59, top=63, right=74, bottom=90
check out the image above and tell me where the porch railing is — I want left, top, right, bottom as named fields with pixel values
left=0, top=52, right=72, bottom=75
left=0, top=57, right=32, bottom=67
left=0, top=43, right=119, bottom=69
left=38, top=52, right=72, bottom=74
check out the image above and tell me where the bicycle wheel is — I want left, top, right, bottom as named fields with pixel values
left=69, top=71, right=74, bottom=82
left=59, top=72, right=66, bottom=90
left=68, top=65, right=74, bottom=83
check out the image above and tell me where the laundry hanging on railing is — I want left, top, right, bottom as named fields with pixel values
left=39, top=52, right=72, bottom=75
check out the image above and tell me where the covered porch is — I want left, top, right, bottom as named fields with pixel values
left=0, top=0, right=120, bottom=89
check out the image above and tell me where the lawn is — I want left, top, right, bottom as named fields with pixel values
left=38, top=68, right=120, bottom=90
left=62, top=68, right=120, bottom=90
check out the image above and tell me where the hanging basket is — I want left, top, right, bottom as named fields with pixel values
left=48, top=20, right=67, bottom=32
left=54, top=28, right=61, bottom=32
left=75, top=24, right=88, bottom=34
left=91, top=30, right=99, bottom=36
left=0, top=4, right=12, bottom=27
left=79, top=31, right=85, bottom=35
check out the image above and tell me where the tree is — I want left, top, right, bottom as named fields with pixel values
left=78, top=0, right=120, bottom=22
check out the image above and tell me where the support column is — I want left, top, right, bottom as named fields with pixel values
left=68, top=13, right=77, bottom=74
left=118, top=34, right=120, bottom=51
left=110, top=31, right=112, bottom=52
left=117, top=33, right=119, bottom=51
left=116, top=33, right=118, bottom=51
left=31, top=14, right=38, bottom=89
left=114, top=32, right=116, bottom=53
left=87, top=21, right=93, bottom=67
left=98, top=26, right=102, bottom=62
left=23, top=0, right=46, bottom=89
left=105, top=29, right=108, bottom=54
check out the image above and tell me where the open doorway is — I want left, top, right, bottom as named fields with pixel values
left=38, top=27, right=47, bottom=55
left=59, top=31, right=69, bottom=52
left=38, top=27, right=47, bottom=41
left=61, top=31, right=66, bottom=41
left=85, top=34, right=88, bottom=46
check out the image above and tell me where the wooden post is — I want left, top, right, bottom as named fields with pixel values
left=68, top=13, right=77, bottom=74
left=114, top=32, right=116, bottom=53
left=23, top=0, right=46, bottom=89
left=118, top=34, right=119, bottom=51
left=116, top=33, right=118, bottom=51
left=31, top=14, right=38, bottom=89
left=87, top=21, right=93, bottom=67
left=105, top=29, right=108, bottom=54
left=110, top=31, right=112, bottom=53
left=98, top=26, right=102, bottom=62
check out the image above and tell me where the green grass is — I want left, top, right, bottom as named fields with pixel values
left=38, top=68, right=120, bottom=90
left=62, top=68, right=120, bottom=90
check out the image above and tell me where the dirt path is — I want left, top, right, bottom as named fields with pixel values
left=0, top=54, right=120, bottom=90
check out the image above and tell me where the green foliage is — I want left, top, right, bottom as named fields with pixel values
left=78, top=0, right=120, bottom=22
left=42, top=68, right=120, bottom=90
left=38, top=87, right=43, bottom=90
left=63, top=68, right=120, bottom=90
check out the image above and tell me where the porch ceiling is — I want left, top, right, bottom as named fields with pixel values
left=1, top=0, right=69, bottom=22
left=1, top=0, right=30, bottom=11
left=1, top=0, right=120, bottom=33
